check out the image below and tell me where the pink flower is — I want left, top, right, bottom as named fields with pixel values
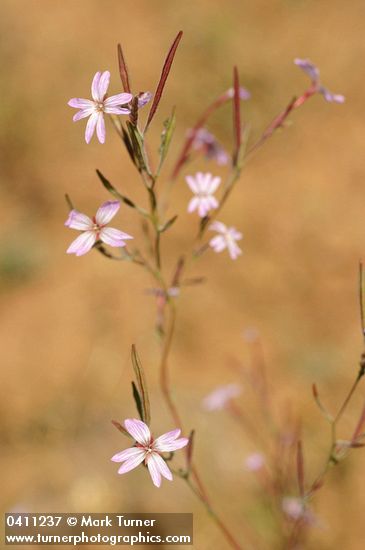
left=244, top=452, right=265, bottom=472
left=68, top=71, right=133, bottom=144
left=65, top=201, right=133, bottom=256
left=226, top=86, right=251, bottom=100
left=294, top=58, right=345, bottom=103
left=186, top=172, right=221, bottom=218
left=190, top=128, right=229, bottom=165
left=136, top=91, right=152, bottom=108
left=111, top=419, right=189, bottom=488
left=282, top=497, right=317, bottom=525
left=209, top=221, right=243, bottom=260
left=202, top=383, right=242, bottom=411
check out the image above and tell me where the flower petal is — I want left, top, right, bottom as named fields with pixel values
left=111, top=446, right=145, bottom=463
left=294, top=58, right=320, bottom=82
left=124, top=418, right=151, bottom=446
left=73, top=109, right=94, bottom=122
left=104, top=106, right=131, bottom=115
left=91, top=72, right=101, bottom=101
left=209, top=235, right=226, bottom=253
left=207, top=176, right=221, bottom=194
left=96, top=113, right=106, bottom=144
left=65, top=210, right=93, bottom=230
left=146, top=454, right=162, bottom=487
left=320, top=86, right=345, bottom=103
left=153, top=429, right=180, bottom=451
left=209, top=221, right=227, bottom=234
left=66, top=231, right=96, bottom=256
left=85, top=113, right=98, bottom=144
left=95, top=201, right=120, bottom=225
left=185, top=175, right=199, bottom=194
left=137, top=91, right=153, bottom=108
left=97, top=71, right=110, bottom=100
left=100, top=227, right=133, bottom=247
left=150, top=453, right=173, bottom=481
left=154, top=433, right=189, bottom=453
left=117, top=449, right=146, bottom=474
left=68, top=98, right=94, bottom=109
left=187, top=196, right=200, bottom=213
left=104, top=93, right=133, bottom=108
left=227, top=240, right=242, bottom=260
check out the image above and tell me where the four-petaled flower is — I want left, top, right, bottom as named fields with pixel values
left=68, top=71, right=133, bottom=144
left=65, top=201, right=133, bottom=257
left=294, top=58, right=345, bottom=103
left=209, top=221, right=242, bottom=260
left=186, top=172, right=221, bottom=218
left=111, top=419, right=189, bottom=488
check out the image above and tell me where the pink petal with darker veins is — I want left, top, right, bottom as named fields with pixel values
left=97, top=71, right=110, bottom=100
left=124, top=419, right=151, bottom=446
left=104, top=93, right=133, bottom=108
left=95, top=201, right=120, bottom=225
left=67, top=231, right=96, bottom=256
left=151, top=453, right=173, bottom=481
left=117, top=449, right=146, bottom=474
left=111, top=447, right=145, bottom=463
left=73, top=109, right=94, bottom=122
left=100, top=227, right=133, bottom=247
left=68, top=98, right=94, bottom=109
left=65, top=210, right=93, bottom=230
left=85, top=113, right=98, bottom=144
left=96, top=113, right=105, bottom=144
left=146, top=454, right=162, bottom=487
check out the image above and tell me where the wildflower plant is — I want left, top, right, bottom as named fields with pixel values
left=64, top=32, right=364, bottom=548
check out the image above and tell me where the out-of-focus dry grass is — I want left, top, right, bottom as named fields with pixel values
left=1, top=0, right=365, bottom=548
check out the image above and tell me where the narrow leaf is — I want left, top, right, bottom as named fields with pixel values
left=121, top=126, right=136, bottom=165
left=131, top=345, right=151, bottom=425
left=159, top=215, right=178, bottom=233
left=117, top=44, right=131, bottom=93
left=171, top=256, right=185, bottom=287
left=158, top=108, right=176, bottom=169
left=126, top=121, right=146, bottom=171
left=111, top=419, right=131, bottom=439
left=145, top=31, right=183, bottom=131
left=131, top=381, right=144, bottom=421
left=232, top=66, right=241, bottom=166
left=96, top=169, right=147, bottom=215
left=65, top=193, right=74, bottom=211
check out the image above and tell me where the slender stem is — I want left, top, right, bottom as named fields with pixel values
left=333, top=372, right=363, bottom=424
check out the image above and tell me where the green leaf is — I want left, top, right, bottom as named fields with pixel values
left=96, top=169, right=148, bottom=217
left=131, top=381, right=144, bottom=421
left=158, top=109, right=176, bottom=171
left=131, top=345, right=151, bottom=425
left=121, top=126, right=136, bottom=166
left=159, top=214, right=178, bottom=233
left=65, top=193, right=74, bottom=211
left=126, top=121, right=147, bottom=172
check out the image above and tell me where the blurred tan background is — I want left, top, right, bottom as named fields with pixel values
left=1, top=0, right=365, bottom=548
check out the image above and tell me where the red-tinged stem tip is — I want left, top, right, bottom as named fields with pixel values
left=117, top=44, right=131, bottom=93
left=145, top=31, right=183, bottom=132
